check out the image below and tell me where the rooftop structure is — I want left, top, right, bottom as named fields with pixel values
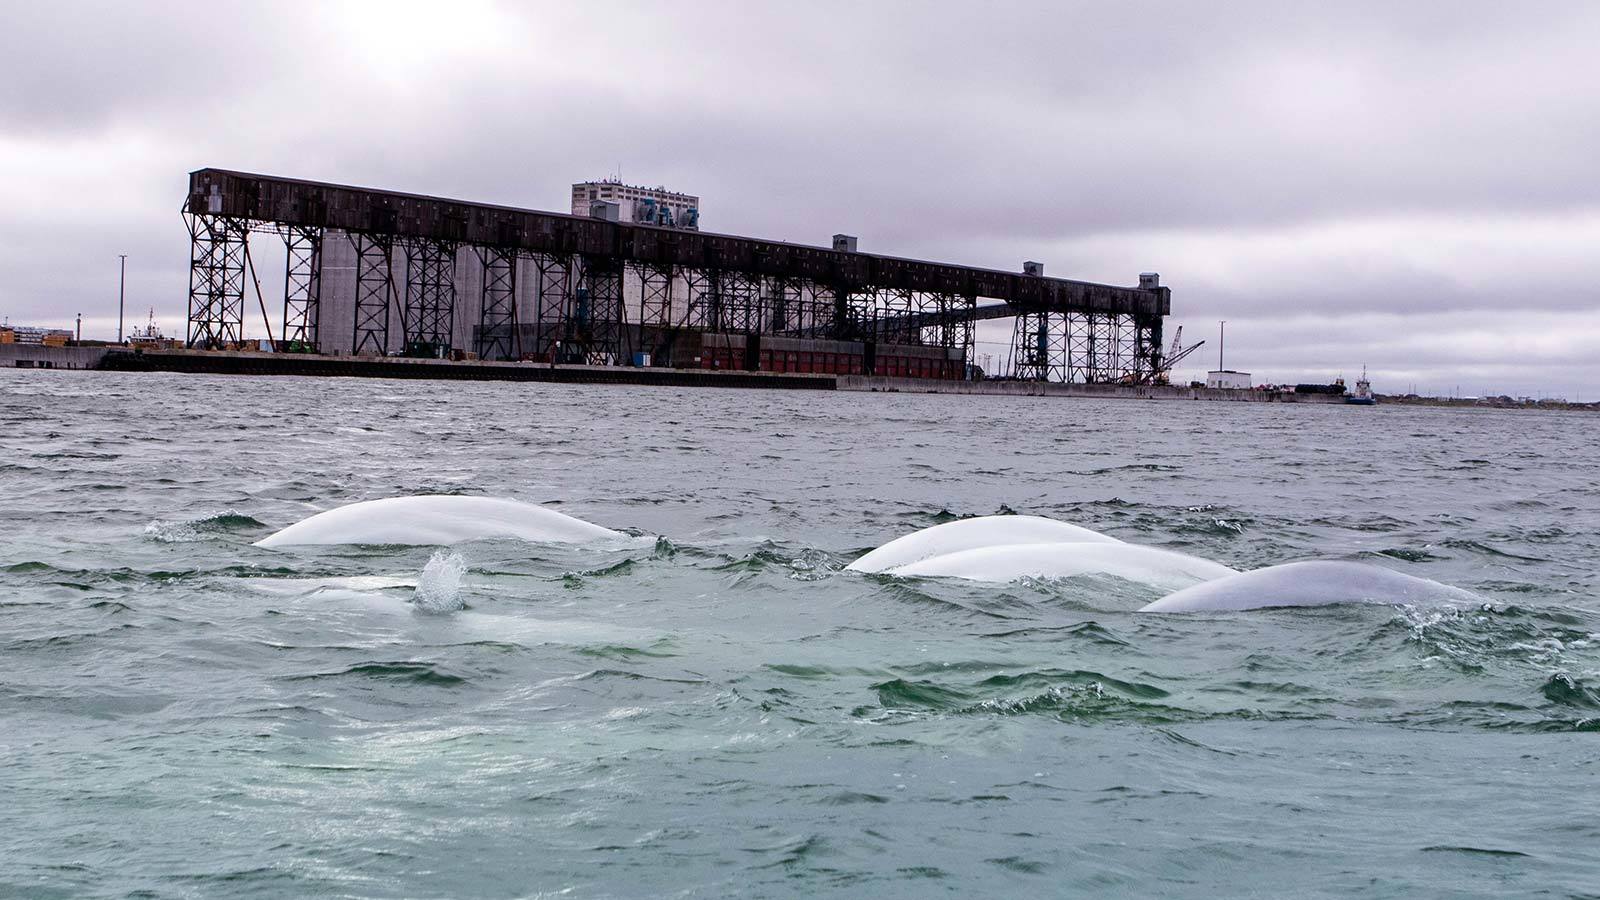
left=572, top=180, right=699, bottom=230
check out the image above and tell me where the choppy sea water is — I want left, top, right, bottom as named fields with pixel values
left=3, top=370, right=1599, bottom=898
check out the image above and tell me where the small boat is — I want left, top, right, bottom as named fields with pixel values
left=1346, top=366, right=1376, bottom=405
left=127, top=309, right=173, bottom=348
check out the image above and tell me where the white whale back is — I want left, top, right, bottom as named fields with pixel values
left=1139, top=560, right=1481, bottom=613
left=892, top=542, right=1238, bottom=589
left=847, top=515, right=1119, bottom=573
left=254, top=495, right=624, bottom=548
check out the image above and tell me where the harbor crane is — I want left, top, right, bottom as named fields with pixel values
left=1153, top=325, right=1205, bottom=385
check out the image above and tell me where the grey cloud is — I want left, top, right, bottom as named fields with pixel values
left=12, top=2, right=1599, bottom=235
left=0, top=4, right=304, bottom=138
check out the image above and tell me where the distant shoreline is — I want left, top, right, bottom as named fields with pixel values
left=1375, top=395, right=1599, bottom=413
left=2, top=344, right=1594, bottom=411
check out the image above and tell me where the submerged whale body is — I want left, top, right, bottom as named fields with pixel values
left=891, top=542, right=1237, bottom=589
left=254, top=495, right=624, bottom=547
left=846, top=514, right=1222, bottom=589
left=847, top=515, right=1119, bottom=573
left=1139, top=560, right=1480, bottom=613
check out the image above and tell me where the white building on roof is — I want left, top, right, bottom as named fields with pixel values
left=571, top=180, right=699, bottom=230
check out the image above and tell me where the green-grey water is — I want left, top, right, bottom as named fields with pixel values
left=3, top=370, right=1598, bottom=897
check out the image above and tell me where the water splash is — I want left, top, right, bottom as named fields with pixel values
left=413, top=550, right=466, bottom=614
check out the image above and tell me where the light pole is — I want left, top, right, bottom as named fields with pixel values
left=118, top=254, right=127, bottom=343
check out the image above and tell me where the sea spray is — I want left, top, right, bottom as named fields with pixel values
left=413, top=550, right=467, bottom=613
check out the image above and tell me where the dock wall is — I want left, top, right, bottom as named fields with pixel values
left=837, top=375, right=1347, bottom=403
left=94, top=349, right=836, bottom=390
left=5, top=344, right=1349, bottom=405
left=0, top=344, right=111, bottom=369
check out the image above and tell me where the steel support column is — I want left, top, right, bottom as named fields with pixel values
left=634, top=262, right=674, bottom=364
left=797, top=281, right=836, bottom=337
left=570, top=255, right=628, bottom=364
left=1134, top=315, right=1164, bottom=384
left=924, top=293, right=976, bottom=378
left=349, top=232, right=396, bottom=355
left=717, top=270, right=763, bottom=333
left=876, top=288, right=921, bottom=344
left=832, top=285, right=859, bottom=341
left=531, top=253, right=573, bottom=360
left=679, top=268, right=715, bottom=331
left=475, top=245, right=519, bottom=361
left=1010, top=311, right=1061, bottom=381
left=1061, top=312, right=1087, bottom=382
left=403, top=238, right=456, bottom=357
left=185, top=213, right=249, bottom=349
left=637, top=263, right=674, bottom=328
left=766, top=278, right=793, bottom=333
left=281, top=225, right=322, bottom=352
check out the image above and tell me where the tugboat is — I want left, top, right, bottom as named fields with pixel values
left=1346, top=366, right=1376, bottom=405
left=126, top=309, right=176, bottom=349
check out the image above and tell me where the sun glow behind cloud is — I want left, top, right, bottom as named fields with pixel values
left=326, top=0, right=520, bottom=83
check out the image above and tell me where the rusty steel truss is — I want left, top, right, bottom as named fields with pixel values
left=402, top=238, right=456, bottom=356
left=182, top=168, right=1169, bottom=379
left=1010, top=311, right=1163, bottom=384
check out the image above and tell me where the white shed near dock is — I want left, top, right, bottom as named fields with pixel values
left=1206, top=370, right=1252, bottom=390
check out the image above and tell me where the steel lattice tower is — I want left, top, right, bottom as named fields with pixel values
left=402, top=238, right=456, bottom=356
left=280, top=225, right=322, bottom=352
left=349, top=232, right=395, bottom=355
left=475, top=245, right=519, bottom=361
left=185, top=213, right=249, bottom=349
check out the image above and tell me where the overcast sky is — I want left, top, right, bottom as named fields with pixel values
left=3, top=1, right=1597, bottom=396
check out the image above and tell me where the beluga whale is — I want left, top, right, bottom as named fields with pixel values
left=891, top=542, right=1237, bottom=589
left=254, top=495, right=625, bottom=548
left=848, top=514, right=1233, bottom=589
left=1138, top=560, right=1481, bottom=613
left=847, top=514, right=1121, bottom=574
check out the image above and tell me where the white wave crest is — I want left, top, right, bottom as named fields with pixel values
left=144, top=519, right=204, bottom=543
left=143, top=509, right=251, bottom=543
left=237, top=574, right=418, bottom=596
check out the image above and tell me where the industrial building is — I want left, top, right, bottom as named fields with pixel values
left=571, top=180, right=699, bottom=230
left=1206, top=370, right=1252, bottom=390
left=0, top=324, right=74, bottom=346
left=181, top=168, right=1171, bottom=383
left=1202, top=322, right=1248, bottom=390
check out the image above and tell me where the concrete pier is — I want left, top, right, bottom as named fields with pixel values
left=0, top=344, right=112, bottom=369
left=92, top=348, right=836, bottom=390
left=836, top=375, right=1348, bottom=403
left=2, top=344, right=1351, bottom=404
